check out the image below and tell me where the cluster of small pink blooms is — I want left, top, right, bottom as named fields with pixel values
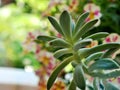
left=23, top=31, right=41, bottom=54
left=86, top=40, right=98, bottom=48
left=42, top=0, right=63, bottom=16
left=68, top=0, right=78, bottom=12
left=103, top=33, right=120, bottom=58
left=36, top=50, right=56, bottom=75
left=84, top=3, right=102, bottom=26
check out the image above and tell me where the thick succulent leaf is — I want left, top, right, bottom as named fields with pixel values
left=79, top=43, right=120, bottom=58
left=84, top=32, right=109, bottom=40
left=74, top=64, right=86, bottom=90
left=37, top=35, right=56, bottom=42
left=73, top=19, right=98, bottom=41
left=102, top=80, right=119, bottom=90
left=54, top=48, right=72, bottom=59
left=68, top=79, right=76, bottom=90
left=93, top=77, right=100, bottom=90
left=89, top=58, right=120, bottom=71
left=89, top=68, right=120, bottom=79
left=71, top=19, right=75, bottom=31
left=71, top=61, right=78, bottom=68
left=34, top=39, right=42, bottom=43
left=48, top=16, right=64, bottom=36
left=115, top=54, right=120, bottom=65
left=49, top=38, right=71, bottom=48
left=85, top=52, right=104, bottom=65
left=73, top=12, right=89, bottom=35
left=73, top=39, right=92, bottom=51
left=101, top=48, right=119, bottom=58
left=47, top=56, right=73, bottom=90
left=60, top=10, right=72, bottom=39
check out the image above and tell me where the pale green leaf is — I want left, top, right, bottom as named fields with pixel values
left=101, top=48, right=119, bottom=58
left=93, top=77, right=100, bottom=90
left=49, top=38, right=71, bottom=48
left=79, top=43, right=120, bottom=58
left=85, top=52, right=104, bottom=65
left=54, top=48, right=72, bottom=59
left=73, top=12, right=89, bottom=35
left=73, top=19, right=98, bottom=41
left=37, top=35, right=56, bottom=42
left=73, top=39, right=92, bottom=51
left=68, top=79, right=76, bottom=90
left=84, top=32, right=109, bottom=40
left=47, top=56, right=73, bottom=90
left=48, top=16, right=64, bottom=36
left=102, top=80, right=119, bottom=90
left=60, top=10, right=72, bottom=39
left=74, top=64, right=86, bottom=90
left=89, top=58, right=120, bottom=71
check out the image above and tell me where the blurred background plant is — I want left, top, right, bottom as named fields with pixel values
left=0, top=0, right=120, bottom=89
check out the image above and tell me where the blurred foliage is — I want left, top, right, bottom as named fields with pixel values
left=0, top=0, right=120, bottom=69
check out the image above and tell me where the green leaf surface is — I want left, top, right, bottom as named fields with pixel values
left=73, top=12, right=89, bottom=35
left=90, top=68, right=120, bottom=79
left=54, top=48, right=72, bottom=59
left=47, top=56, right=73, bottom=90
left=48, top=16, right=64, bottom=36
left=71, top=19, right=75, bottom=31
left=73, top=39, right=92, bottom=51
left=73, top=19, right=98, bottom=41
left=101, top=48, right=119, bottom=58
left=79, top=43, right=120, bottom=58
left=102, top=80, right=119, bottom=90
left=93, top=77, right=100, bottom=90
left=85, top=52, right=104, bottom=65
left=84, top=32, right=109, bottom=40
left=89, top=58, right=120, bottom=71
left=74, top=64, right=86, bottom=90
left=68, top=79, right=76, bottom=90
left=49, top=38, right=71, bottom=48
left=37, top=35, right=56, bottom=42
left=60, top=10, right=72, bottom=39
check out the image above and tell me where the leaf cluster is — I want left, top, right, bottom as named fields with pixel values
left=36, top=11, right=120, bottom=90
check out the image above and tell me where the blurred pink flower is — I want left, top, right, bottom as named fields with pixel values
left=51, top=79, right=66, bottom=90
left=68, top=0, right=78, bottom=11
left=86, top=40, right=98, bottom=48
left=103, top=33, right=120, bottom=58
left=84, top=3, right=102, bottom=26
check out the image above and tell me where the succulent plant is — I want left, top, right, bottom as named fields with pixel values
left=36, top=10, right=120, bottom=90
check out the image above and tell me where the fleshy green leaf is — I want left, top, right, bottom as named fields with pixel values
left=93, top=77, right=100, bottom=90
left=49, top=38, right=71, bottom=48
left=101, top=48, right=119, bottom=58
left=48, top=16, right=64, bottom=36
left=73, top=19, right=98, bottom=41
left=102, top=80, right=119, bottom=90
left=60, top=10, right=72, bottom=39
left=47, top=56, right=73, bottom=90
left=89, top=58, right=120, bottom=71
left=73, top=12, right=89, bottom=35
left=68, top=79, right=76, bottom=90
left=89, top=68, right=120, bottom=79
left=79, top=43, right=120, bottom=58
left=71, top=20, right=75, bottom=31
left=73, top=39, right=92, bottom=51
left=37, top=35, right=56, bottom=42
left=54, top=48, right=72, bottom=59
left=84, top=32, right=109, bottom=40
left=85, top=52, right=104, bottom=65
left=74, top=64, right=86, bottom=90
